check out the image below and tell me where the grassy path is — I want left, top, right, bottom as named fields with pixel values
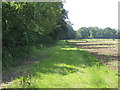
left=1, top=41, right=118, bottom=88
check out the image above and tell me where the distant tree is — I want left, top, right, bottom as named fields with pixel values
left=77, top=27, right=90, bottom=39
left=76, top=27, right=118, bottom=39
left=96, top=28, right=104, bottom=38
left=89, top=27, right=98, bottom=39
left=103, top=27, right=117, bottom=39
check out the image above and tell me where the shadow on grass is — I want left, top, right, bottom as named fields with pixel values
left=2, top=44, right=103, bottom=84
left=39, top=65, right=80, bottom=75
left=27, top=48, right=102, bottom=77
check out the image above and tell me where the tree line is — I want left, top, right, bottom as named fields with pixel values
left=3, top=2, right=76, bottom=69
left=76, top=27, right=118, bottom=39
left=59, top=26, right=119, bottom=39
left=3, top=2, right=74, bottom=48
left=3, top=2, right=118, bottom=49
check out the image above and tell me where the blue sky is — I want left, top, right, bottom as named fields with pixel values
left=63, top=0, right=119, bottom=30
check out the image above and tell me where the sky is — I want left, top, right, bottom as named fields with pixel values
left=63, top=0, right=119, bottom=30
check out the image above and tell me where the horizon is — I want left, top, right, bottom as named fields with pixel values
left=70, top=26, right=118, bottom=31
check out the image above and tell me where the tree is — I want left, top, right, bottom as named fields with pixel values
left=103, top=27, right=117, bottom=39
left=76, top=27, right=118, bottom=39
left=66, top=22, right=76, bottom=39
left=77, top=27, right=90, bottom=39
left=2, top=2, right=67, bottom=47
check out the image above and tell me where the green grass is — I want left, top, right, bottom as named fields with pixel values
left=3, top=40, right=118, bottom=88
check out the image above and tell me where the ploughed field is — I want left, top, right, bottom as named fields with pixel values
left=68, top=39, right=119, bottom=70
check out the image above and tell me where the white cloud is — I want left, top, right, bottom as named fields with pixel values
left=63, top=0, right=119, bottom=30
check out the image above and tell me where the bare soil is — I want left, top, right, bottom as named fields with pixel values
left=69, top=40, right=119, bottom=71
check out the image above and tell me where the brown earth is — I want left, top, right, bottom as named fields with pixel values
left=69, top=40, right=119, bottom=71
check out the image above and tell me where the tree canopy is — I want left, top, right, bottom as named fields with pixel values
left=2, top=2, right=68, bottom=48
left=76, top=27, right=118, bottom=39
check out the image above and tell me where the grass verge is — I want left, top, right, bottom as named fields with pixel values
left=2, top=40, right=118, bottom=88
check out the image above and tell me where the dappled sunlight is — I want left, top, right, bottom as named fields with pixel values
left=3, top=40, right=118, bottom=88
left=54, top=63, right=81, bottom=70
left=54, top=63, right=78, bottom=68
left=61, top=47, right=84, bottom=51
